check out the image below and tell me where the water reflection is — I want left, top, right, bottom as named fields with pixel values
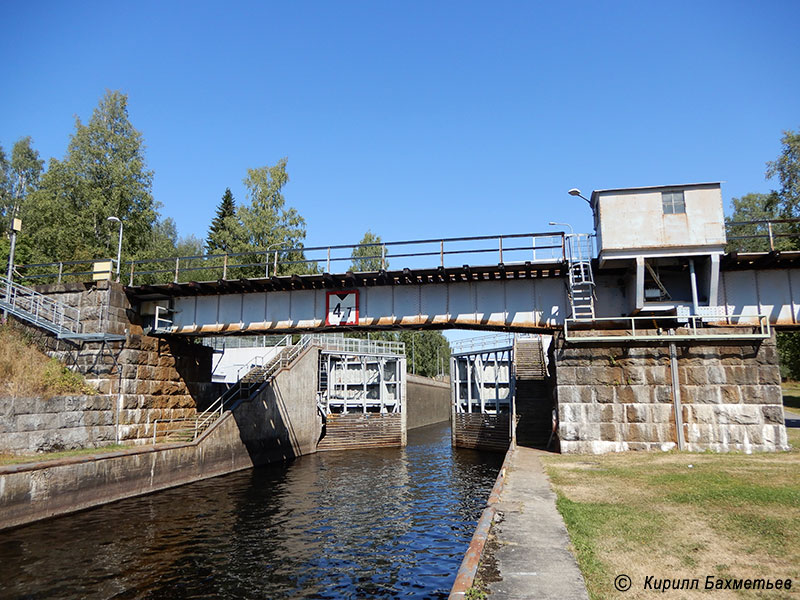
left=0, top=421, right=501, bottom=599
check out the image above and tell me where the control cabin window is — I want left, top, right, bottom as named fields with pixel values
left=662, top=191, right=685, bottom=214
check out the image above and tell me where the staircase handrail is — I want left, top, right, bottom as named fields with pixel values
left=0, top=275, right=83, bottom=336
left=154, top=335, right=320, bottom=444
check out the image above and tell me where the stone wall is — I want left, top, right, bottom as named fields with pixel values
left=9, top=281, right=223, bottom=447
left=0, top=345, right=322, bottom=530
left=552, top=331, right=788, bottom=454
left=0, top=395, right=116, bottom=454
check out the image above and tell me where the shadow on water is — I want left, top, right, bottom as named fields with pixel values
left=0, top=421, right=501, bottom=600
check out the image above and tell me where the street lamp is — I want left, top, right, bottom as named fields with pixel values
left=568, top=188, right=592, bottom=205
left=107, top=216, right=123, bottom=282
left=548, top=221, right=574, bottom=235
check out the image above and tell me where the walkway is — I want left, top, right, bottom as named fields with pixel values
left=486, top=447, right=589, bottom=600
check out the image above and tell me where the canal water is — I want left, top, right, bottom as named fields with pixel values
left=0, top=422, right=502, bottom=599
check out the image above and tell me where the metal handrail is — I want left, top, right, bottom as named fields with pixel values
left=14, top=231, right=569, bottom=286
left=725, top=218, right=800, bottom=252
left=564, top=313, right=771, bottom=343
left=450, top=333, right=515, bottom=355
left=0, top=275, right=83, bottom=337
left=305, top=333, right=406, bottom=356
left=154, top=335, right=320, bottom=444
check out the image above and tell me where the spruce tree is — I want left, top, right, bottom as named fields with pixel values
left=206, top=188, right=237, bottom=252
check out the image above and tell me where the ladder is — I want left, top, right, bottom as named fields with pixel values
left=565, top=234, right=596, bottom=320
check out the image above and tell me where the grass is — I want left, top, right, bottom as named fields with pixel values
left=781, top=380, right=800, bottom=412
left=0, top=324, right=96, bottom=397
left=0, top=443, right=134, bottom=466
left=543, top=441, right=800, bottom=600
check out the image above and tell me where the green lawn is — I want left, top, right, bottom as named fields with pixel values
left=782, top=381, right=800, bottom=412
left=543, top=436, right=800, bottom=600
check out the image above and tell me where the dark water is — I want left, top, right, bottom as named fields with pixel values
left=0, top=422, right=502, bottom=599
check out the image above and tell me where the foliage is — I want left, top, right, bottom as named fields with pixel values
left=400, top=330, right=450, bottom=377
left=727, top=128, right=800, bottom=253
left=17, top=91, right=158, bottom=271
left=0, top=137, right=44, bottom=225
left=766, top=128, right=800, bottom=218
left=350, top=230, right=387, bottom=272
left=206, top=188, right=240, bottom=253
left=725, top=193, right=790, bottom=252
left=232, top=158, right=314, bottom=277
left=777, top=333, right=800, bottom=380
left=343, top=329, right=450, bottom=376
left=728, top=129, right=800, bottom=375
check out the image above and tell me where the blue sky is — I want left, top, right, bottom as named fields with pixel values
left=2, top=1, right=798, bottom=256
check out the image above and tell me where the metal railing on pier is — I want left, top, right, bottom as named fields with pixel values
left=564, top=313, right=771, bottom=343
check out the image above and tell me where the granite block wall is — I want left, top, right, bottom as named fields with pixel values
left=6, top=281, right=223, bottom=449
left=0, top=395, right=116, bottom=454
left=552, top=331, right=788, bottom=454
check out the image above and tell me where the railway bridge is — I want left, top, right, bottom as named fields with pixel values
left=4, top=182, right=795, bottom=453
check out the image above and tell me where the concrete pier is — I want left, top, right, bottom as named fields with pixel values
left=485, top=447, right=589, bottom=599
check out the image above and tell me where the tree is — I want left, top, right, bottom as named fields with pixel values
left=19, top=90, right=158, bottom=267
left=206, top=188, right=240, bottom=253
left=766, top=129, right=800, bottom=218
left=399, top=330, right=451, bottom=377
left=350, top=230, right=387, bottom=272
left=725, top=193, right=788, bottom=252
left=0, top=138, right=43, bottom=225
left=729, top=128, right=800, bottom=378
left=235, top=158, right=312, bottom=276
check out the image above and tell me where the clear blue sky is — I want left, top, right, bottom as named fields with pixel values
left=2, top=0, right=798, bottom=252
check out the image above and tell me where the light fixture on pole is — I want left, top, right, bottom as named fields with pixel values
left=107, top=216, right=123, bottom=282
left=568, top=188, right=592, bottom=205
left=548, top=221, right=574, bottom=235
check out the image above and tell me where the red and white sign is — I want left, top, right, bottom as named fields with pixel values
left=326, top=290, right=359, bottom=326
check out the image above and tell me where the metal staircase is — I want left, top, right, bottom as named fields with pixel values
left=0, top=275, right=122, bottom=341
left=153, top=334, right=317, bottom=443
left=513, top=335, right=553, bottom=448
left=565, top=234, right=596, bottom=320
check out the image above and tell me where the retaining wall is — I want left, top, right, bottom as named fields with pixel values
left=14, top=281, right=223, bottom=446
left=406, top=374, right=450, bottom=429
left=0, top=346, right=322, bottom=531
left=553, top=331, right=789, bottom=453
left=0, top=395, right=116, bottom=454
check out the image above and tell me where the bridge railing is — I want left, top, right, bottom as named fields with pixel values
left=12, top=258, right=117, bottom=285
left=118, top=232, right=568, bottom=285
left=12, top=232, right=570, bottom=286
left=725, top=217, right=800, bottom=252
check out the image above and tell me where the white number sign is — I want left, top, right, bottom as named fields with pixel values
left=326, top=290, right=359, bottom=326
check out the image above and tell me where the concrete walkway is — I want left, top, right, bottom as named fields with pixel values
left=486, top=447, right=590, bottom=600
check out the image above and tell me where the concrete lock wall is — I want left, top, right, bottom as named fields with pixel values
left=406, top=374, right=450, bottom=430
left=552, top=331, right=789, bottom=453
left=0, top=346, right=322, bottom=531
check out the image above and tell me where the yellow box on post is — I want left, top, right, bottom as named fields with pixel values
left=92, top=261, right=113, bottom=281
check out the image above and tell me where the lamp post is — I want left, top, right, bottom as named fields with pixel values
left=107, top=216, right=123, bottom=282
left=568, top=188, right=592, bottom=205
